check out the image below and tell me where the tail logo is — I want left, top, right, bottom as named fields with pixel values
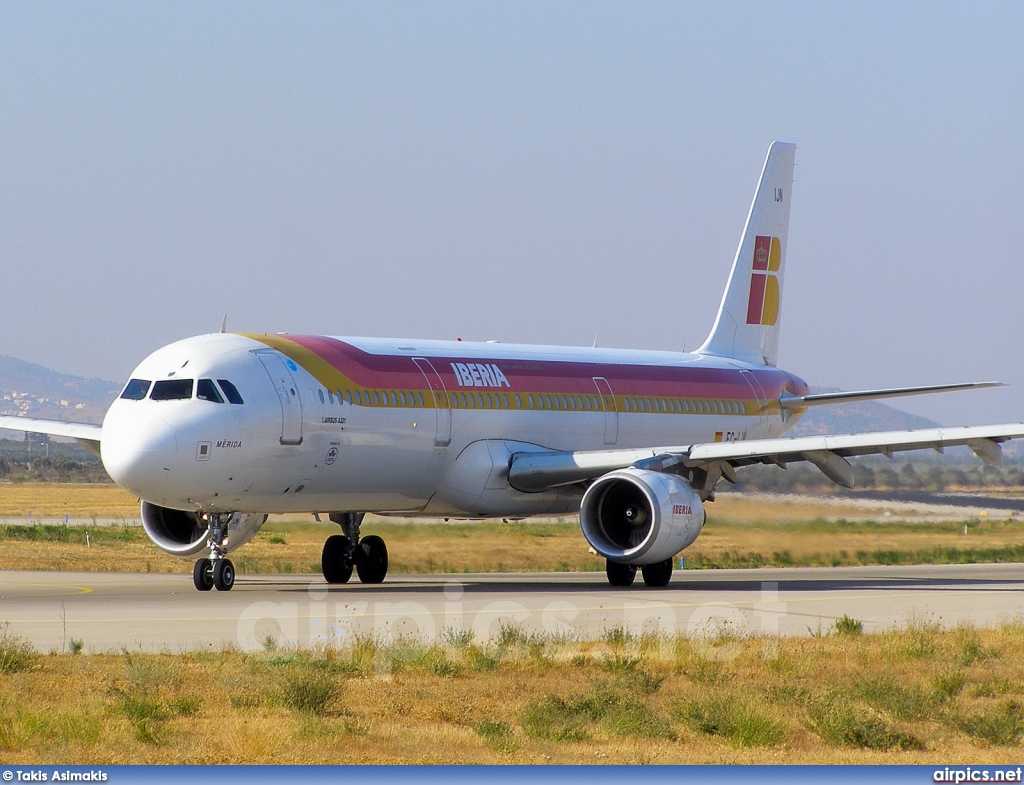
left=746, top=235, right=781, bottom=326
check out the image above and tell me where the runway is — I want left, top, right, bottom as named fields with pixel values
left=1, top=564, right=1022, bottom=653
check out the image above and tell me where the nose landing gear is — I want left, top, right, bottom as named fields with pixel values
left=321, top=513, right=389, bottom=585
left=192, top=513, right=236, bottom=592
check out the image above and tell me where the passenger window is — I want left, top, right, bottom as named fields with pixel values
left=151, top=379, right=194, bottom=401
left=476, top=393, right=484, bottom=407
left=197, top=379, right=224, bottom=403
left=344, top=391, right=352, bottom=405
left=417, top=392, right=425, bottom=406
left=120, top=379, right=151, bottom=400
left=318, top=389, right=325, bottom=404
left=515, top=394, right=522, bottom=408
left=372, top=391, right=380, bottom=406
left=527, top=394, right=534, bottom=408
left=503, top=393, right=510, bottom=408
left=399, top=391, right=406, bottom=406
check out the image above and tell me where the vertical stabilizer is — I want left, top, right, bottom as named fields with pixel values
left=697, top=142, right=795, bottom=367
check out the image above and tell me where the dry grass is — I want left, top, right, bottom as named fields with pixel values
left=0, top=483, right=139, bottom=518
left=1, top=622, right=1023, bottom=763
left=2, top=484, right=1024, bottom=574
left=0, top=483, right=964, bottom=521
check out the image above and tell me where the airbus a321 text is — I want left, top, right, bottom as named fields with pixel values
left=4, top=142, right=1021, bottom=592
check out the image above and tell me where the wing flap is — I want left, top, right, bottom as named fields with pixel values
left=688, top=424, right=1024, bottom=464
left=509, top=423, right=1024, bottom=492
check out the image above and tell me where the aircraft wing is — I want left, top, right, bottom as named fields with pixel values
left=0, top=415, right=103, bottom=457
left=508, top=423, right=1024, bottom=492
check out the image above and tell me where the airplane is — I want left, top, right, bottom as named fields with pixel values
left=3, top=141, right=1022, bottom=593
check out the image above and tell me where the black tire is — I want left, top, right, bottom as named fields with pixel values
left=213, top=558, right=235, bottom=591
left=322, top=534, right=354, bottom=584
left=606, top=559, right=637, bottom=587
left=641, top=558, right=673, bottom=588
left=355, top=535, right=388, bottom=584
left=193, top=558, right=213, bottom=591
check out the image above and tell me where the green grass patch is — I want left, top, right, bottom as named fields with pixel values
left=855, top=676, right=934, bottom=721
left=474, top=719, right=518, bottom=753
left=280, top=671, right=339, bottom=716
left=521, top=682, right=673, bottom=742
left=0, top=626, right=36, bottom=674
left=947, top=700, right=1024, bottom=746
left=834, top=615, right=863, bottom=635
left=807, top=696, right=924, bottom=750
left=674, top=693, right=788, bottom=747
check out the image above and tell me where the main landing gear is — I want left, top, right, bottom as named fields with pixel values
left=605, top=558, right=674, bottom=588
left=321, top=512, right=389, bottom=585
left=193, top=513, right=236, bottom=592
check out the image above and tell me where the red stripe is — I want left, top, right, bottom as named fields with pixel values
left=746, top=274, right=767, bottom=325
left=280, top=334, right=803, bottom=401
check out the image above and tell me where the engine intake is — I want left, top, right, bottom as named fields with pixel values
left=580, top=468, right=705, bottom=566
left=141, top=502, right=266, bottom=557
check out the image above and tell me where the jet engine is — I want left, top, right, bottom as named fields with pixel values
left=579, top=467, right=705, bottom=566
left=141, top=502, right=266, bottom=557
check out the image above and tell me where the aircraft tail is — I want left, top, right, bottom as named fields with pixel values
left=697, top=142, right=796, bottom=367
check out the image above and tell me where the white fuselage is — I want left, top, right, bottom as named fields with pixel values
left=100, top=332, right=809, bottom=517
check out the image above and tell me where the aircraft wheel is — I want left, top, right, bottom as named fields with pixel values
left=355, top=535, right=388, bottom=584
left=193, top=558, right=213, bottom=591
left=641, top=558, right=673, bottom=588
left=606, top=559, right=637, bottom=587
left=322, top=534, right=354, bottom=584
left=213, top=558, right=235, bottom=591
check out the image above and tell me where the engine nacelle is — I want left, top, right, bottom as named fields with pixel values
left=580, top=468, right=705, bottom=566
left=140, top=502, right=266, bottom=557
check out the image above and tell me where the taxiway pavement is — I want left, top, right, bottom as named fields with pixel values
left=1, top=564, right=1022, bottom=653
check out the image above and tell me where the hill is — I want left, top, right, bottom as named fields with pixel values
left=786, top=387, right=941, bottom=436
left=0, top=354, right=119, bottom=433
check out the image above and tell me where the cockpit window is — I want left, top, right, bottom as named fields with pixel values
left=150, top=379, right=194, bottom=400
left=217, top=379, right=244, bottom=405
left=197, top=379, right=224, bottom=403
left=120, top=379, right=151, bottom=400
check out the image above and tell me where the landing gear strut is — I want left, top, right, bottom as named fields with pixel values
left=321, top=513, right=389, bottom=585
left=192, top=513, right=236, bottom=592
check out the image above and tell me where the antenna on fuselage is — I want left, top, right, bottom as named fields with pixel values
left=592, top=332, right=599, bottom=348
left=218, top=315, right=227, bottom=334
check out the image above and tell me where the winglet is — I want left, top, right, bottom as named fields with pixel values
left=219, top=315, right=227, bottom=334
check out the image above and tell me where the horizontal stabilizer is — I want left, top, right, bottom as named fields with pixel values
left=779, top=382, right=1003, bottom=410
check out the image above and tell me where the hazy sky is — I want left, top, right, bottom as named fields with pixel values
left=2, top=2, right=1021, bottom=425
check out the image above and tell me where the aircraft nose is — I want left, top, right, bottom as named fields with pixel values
left=101, top=413, right=178, bottom=499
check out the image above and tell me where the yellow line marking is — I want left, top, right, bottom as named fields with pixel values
left=6, top=582, right=93, bottom=595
